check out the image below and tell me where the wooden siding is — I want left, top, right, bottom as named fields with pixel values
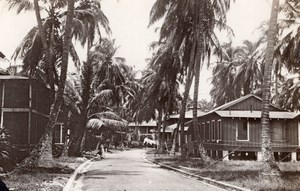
left=188, top=113, right=222, bottom=142
left=203, top=118, right=298, bottom=152
left=4, top=80, right=29, bottom=108
left=226, top=96, right=280, bottom=111
left=32, top=80, right=50, bottom=114
left=0, top=79, right=50, bottom=146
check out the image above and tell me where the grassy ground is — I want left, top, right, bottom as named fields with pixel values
left=146, top=150, right=300, bottom=191
left=2, top=156, right=88, bottom=191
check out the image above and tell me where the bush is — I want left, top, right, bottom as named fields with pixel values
left=0, top=128, right=15, bottom=171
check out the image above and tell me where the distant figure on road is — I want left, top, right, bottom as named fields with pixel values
left=96, top=144, right=105, bottom=159
left=100, top=144, right=105, bottom=158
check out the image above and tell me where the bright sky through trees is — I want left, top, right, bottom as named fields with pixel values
left=0, top=0, right=272, bottom=100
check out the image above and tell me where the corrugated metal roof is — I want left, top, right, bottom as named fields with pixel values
left=128, top=120, right=157, bottom=127
left=215, top=110, right=300, bottom=119
left=169, top=110, right=206, bottom=119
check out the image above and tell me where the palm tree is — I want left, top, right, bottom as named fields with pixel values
left=15, top=0, right=76, bottom=169
left=260, top=0, right=281, bottom=177
left=234, top=40, right=264, bottom=95
left=278, top=77, right=300, bottom=111
left=274, top=0, right=300, bottom=110
left=210, top=62, right=237, bottom=106
left=70, top=38, right=134, bottom=155
left=149, top=0, right=232, bottom=160
left=8, top=0, right=111, bottom=158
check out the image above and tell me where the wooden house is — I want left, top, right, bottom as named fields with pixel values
left=0, top=76, right=66, bottom=159
left=0, top=76, right=50, bottom=147
left=128, top=121, right=157, bottom=141
left=186, top=94, right=300, bottom=161
left=163, top=110, right=206, bottom=148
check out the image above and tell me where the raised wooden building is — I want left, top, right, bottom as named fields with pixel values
left=186, top=94, right=300, bottom=161
left=0, top=76, right=50, bottom=148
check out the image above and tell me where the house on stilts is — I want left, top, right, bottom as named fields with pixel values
left=185, top=94, right=300, bottom=161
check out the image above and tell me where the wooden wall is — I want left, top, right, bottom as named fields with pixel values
left=0, top=79, right=50, bottom=146
left=188, top=112, right=298, bottom=153
left=204, top=118, right=298, bottom=152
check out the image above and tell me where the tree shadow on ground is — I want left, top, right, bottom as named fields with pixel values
left=83, top=169, right=142, bottom=176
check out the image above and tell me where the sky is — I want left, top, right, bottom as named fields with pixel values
left=0, top=0, right=272, bottom=100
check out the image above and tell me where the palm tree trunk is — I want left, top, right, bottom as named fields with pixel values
left=16, top=0, right=75, bottom=169
left=161, top=85, right=174, bottom=153
left=32, top=0, right=55, bottom=102
left=261, top=0, right=281, bottom=178
left=193, top=0, right=209, bottom=163
left=157, top=105, right=163, bottom=152
left=70, top=37, right=95, bottom=156
left=61, top=109, right=70, bottom=157
left=170, top=59, right=194, bottom=156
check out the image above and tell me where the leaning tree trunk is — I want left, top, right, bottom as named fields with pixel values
left=32, top=0, right=55, bottom=102
left=170, top=58, right=194, bottom=156
left=260, top=0, right=281, bottom=178
left=17, top=0, right=75, bottom=169
left=192, top=0, right=209, bottom=163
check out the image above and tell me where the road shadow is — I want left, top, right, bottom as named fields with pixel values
left=82, top=176, right=107, bottom=180
left=83, top=169, right=142, bottom=176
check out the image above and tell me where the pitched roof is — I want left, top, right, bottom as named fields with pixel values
left=128, top=120, right=157, bottom=127
left=215, top=110, right=299, bottom=119
left=169, top=110, right=206, bottom=119
left=210, top=94, right=280, bottom=112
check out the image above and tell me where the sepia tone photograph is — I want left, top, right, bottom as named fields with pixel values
left=0, top=0, right=299, bottom=190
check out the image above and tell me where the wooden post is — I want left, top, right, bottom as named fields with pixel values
left=60, top=124, right=63, bottom=144
left=222, top=151, right=229, bottom=161
left=257, top=151, right=263, bottom=161
left=291, top=152, right=297, bottom=162
left=28, top=81, right=32, bottom=145
left=0, top=82, right=5, bottom=128
left=298, top=122, right=300, bottom=147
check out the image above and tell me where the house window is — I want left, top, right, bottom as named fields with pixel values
left=206, top=122, right=210, bottom=141
left=272, top=121, right=286, bottom=141
left=217, top=120, right=222, bottom=140
left=236, top=120, right=249, bottom=141
left=211, top=120, right=215, bottom=140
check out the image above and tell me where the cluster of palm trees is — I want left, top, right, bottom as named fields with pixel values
left=210, top=0, right=300, bottom=112
left=210, top=40, right=264, bottom=106
left=6, top=0, right=137, bottom=168
left=3, top=0, right=300, bottom=178
left=138, top=0, right=299, bottom=177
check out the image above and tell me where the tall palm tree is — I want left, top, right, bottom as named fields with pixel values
left=8, top=0, right=111, bottom=158
left=71, top=38, right=134, bottom=155
left=149, top=0, right=232, bottom=160
left=16, top=0, right=76, bottom=169
left=64, top=72, right=128, bottom=156
left=261, top=0, right=281, bottom=177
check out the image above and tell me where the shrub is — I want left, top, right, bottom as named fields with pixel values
left=0, top=128, right=15, bottom=171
